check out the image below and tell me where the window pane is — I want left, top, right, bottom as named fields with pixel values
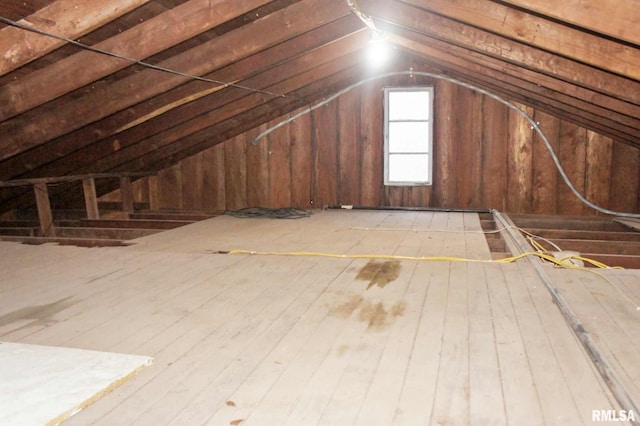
left=389, top=122, right=429, bottom=153
left=389, top=91, right=430, bottom=121
left=388, top=154, right=430, bottom=183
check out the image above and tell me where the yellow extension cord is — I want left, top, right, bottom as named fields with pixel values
left=223, top=249, right=639, bottom=311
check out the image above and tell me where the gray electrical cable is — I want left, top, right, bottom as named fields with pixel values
left=0, top=16, right=290, bottom=99
left=254, top=70, right=640, bottom=218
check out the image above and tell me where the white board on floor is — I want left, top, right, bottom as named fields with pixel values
left=0, top=342, right=152, bottom=426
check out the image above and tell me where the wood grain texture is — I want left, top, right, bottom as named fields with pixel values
left=151, top=78, right=640, bottom=216
left=0, top=211, right=624, bottom=425
left=0, top=0, right=152, bottom=76
left=290, top=111, right=313, bottom=209
left=359, top=81, right=383, bottom=207
left=585, top=131, right=613, bottom=214
left=558, top=121, right=587, bottom=215
left=337, top=89, right=361, bottom=205
left=531, top=111, right=560, bottom=214
left=506, top=103, right=534, bottom=213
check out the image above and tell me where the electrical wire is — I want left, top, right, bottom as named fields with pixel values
left=345, top=0, right=384, bottom=37
left=0, top=16, right=291, bottom=100
left=216, top=248, right=639, bottom=310
left=254, top=70, right=640, bottom=219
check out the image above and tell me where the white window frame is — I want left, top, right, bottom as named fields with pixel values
left=383, top=86, right=434, bottom=186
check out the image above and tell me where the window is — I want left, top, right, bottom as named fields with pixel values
left=384, top=87, right=434, bottom=185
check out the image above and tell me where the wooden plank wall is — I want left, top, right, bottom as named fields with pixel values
left=106, top=75, right=640, bottom=215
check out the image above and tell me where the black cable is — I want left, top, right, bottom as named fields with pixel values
left=225, top=207, right=312, bottom=219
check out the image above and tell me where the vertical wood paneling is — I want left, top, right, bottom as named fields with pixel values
left=609, top=143, right=640, bottom=213
left=584, top=131, right=613, bottom=215
left=202, top=143, right=226, bottom=211
left=134, top=177, right=149, bottom=205
left=246, top=126, right=270, bottom=207
left=481, top=95, right=509, bottom=211
left=158, top=164, right=182, bottom=209
left=313, top=103, right=339, bottom=206
left=531, top=111, right=560, bottom=214
left=224, top=135, right=247, bottom=211
left=268, top=123, right=292, bottom=208
left=432, top=80, right=456, bottom=207
left=360, top=81, right=383, bottom=206
left=558, top=122, right=587, bottom=215
left=181, top=153, right=203, bottom=211
left=151, top=79, right=640, bottom=217
left=290, top=112, right=313, bottom=208
left=456, top=88, right=483, bottom=208
left=148, top=175, right=160, bottom=210
left=506, top=103, right=534, bottom=213
left=337, top=89, right=361, bottom=205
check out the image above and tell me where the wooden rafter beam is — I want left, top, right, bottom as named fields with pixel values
left=94, top=52, right=369, bottom=174
left=0, top=0, right=152, bottom=77
left=0, top=0, right=275, bottom=121
left=125, top=64, right=369, bottom=173
left=394, top=0, right=640, bottom=81
left=0, top=15, right=366, bottom=182
left=389, top=32, right=640, bottom=147
left=362, top=0, right=640, bottom=103
left=361, top=0, right=640, bottom=145
left=0, top=45, right=369, bottom=212
left=0, top=0, right=351, bottom=162
left=498, top=0, right=640, bottom=47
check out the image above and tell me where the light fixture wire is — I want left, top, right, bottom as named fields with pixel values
left=345, top=0, right=385, bottom=38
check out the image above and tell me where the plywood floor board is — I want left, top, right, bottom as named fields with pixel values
left=0, top=342, right=151, bottom=426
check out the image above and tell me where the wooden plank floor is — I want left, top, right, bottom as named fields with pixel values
left=0, top=210, right=625, bottom=425
left=545, top=266, right=640, bottom=418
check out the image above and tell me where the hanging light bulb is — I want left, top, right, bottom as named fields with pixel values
left=367, top=31, right=391, bottom=68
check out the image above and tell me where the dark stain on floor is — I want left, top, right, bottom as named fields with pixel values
left=330, top=295, right=406, bottom=331
left=359, top=300, right=406, bottom=331
left=356, top=259, right=401, bottom=289
left=0, top=296, right=75, bottom=328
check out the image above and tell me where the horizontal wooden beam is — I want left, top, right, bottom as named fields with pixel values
left=498, top=0, right=640, bottom=47
left=363, top=0, right=640, bottom=103
left=542, top=238, right=640, bottom=256
left=511, top=216, right=628, bottom=232
left=52, top=227, right=160, bottom=239
left=388, top=25, right=640, bottom=125
left=79, top=219, right=194, bottom=230
left=524, top=228, right=640, bottom=243
left=0, top=0, right=152, bottom=76
left=391, top=32, right=640, bottom=147
left=2, top=17, right=366, bottom=182
left=396, top=0, right=640, bottom=81
left=129, top=212, right=217, bottom=221
left=114, top=59, right=369, bottom=173
left=0, top=172, right=152, bottom=187
left=0, top=0, right=351, bottom=162
left=0, top=0, right=274, bottom=120
left=0, top=235, right=132, bottom=247
left=577, top=254, right=640, bottom=269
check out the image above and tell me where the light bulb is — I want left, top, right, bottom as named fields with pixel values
left=367, top=34, right=390, bottom=68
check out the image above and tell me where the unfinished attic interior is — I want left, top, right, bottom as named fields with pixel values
left=1, top=0, right=639, bottom=424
